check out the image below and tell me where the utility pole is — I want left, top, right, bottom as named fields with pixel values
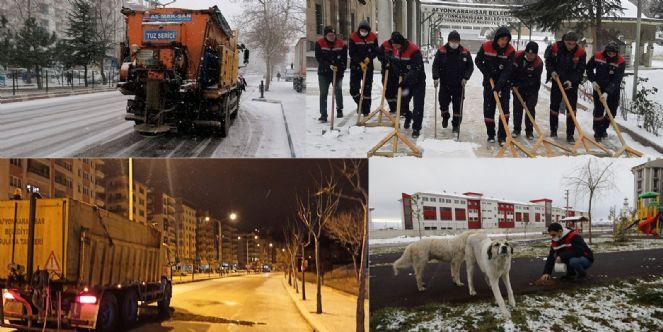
left=565, top=189, right=570, bottom=217
left=632, top=0, right=643, bottom=103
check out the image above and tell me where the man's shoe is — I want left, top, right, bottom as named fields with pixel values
left=498, top=139, right=505, bottom=147
left=442, top=117, right=449, bottom=128
left=336, top=110, right=344, bottom=118
left=412, top=130, right=420, bottom=138
left=318, top=116, right=327, bottom=123
left=487, top=137, right=496, bottom=143
left=594, top=134, right=603, bottom=142
left=551, top=131, right=558, bottom=138
left=567, top=136, right=575, bottom=144
left=404, top=118, right=412, bottom=129
left=511, top=131, right=520, bottom=138
left=452, top=127, right=459, bottom=134
left=526, top=132, right=534, bottom=140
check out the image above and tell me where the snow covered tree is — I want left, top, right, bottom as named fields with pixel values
left=563, top=158, right=616, bottom=244
left=512, top=0, right=624, bottom=50
left=12, top=17, right=57, bottom=88
left=65, top=0, right=105, bottom=87
left=0, top=15, right=12, bottom=70
left=650, top=0, right=663, bottom=19
left=234, top=0, right=305, bottom=90
left=630, top=77, right=663, bottom=136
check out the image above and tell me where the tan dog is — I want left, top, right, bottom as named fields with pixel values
left=393, top=231, right=475, bottom=291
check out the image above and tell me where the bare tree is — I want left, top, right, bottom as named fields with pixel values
left=297, top=175, right=340, bottom=314
left=325, top=209, right=363, bottom=281
left=283, top=219, right=303, bottom=294
left=331, top=160, right=368, bottom=332
left=234, top=0, right=304, bottom=90
left=91, top=0, right=124, bottom=83
left=563, top=158, right=616, bottom=244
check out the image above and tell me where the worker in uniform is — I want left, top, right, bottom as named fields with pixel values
left=349, top=20, right=378, bottom=116
left=315, top=26, right=348, bottom=122
left=539, top=222, right=594, bottom=282
left=390, top=32, right=426, bottom=138
left=511, top=41, right=543, bottom=140
left=377, top=33, right=400, bottom=114
left=475, top=26, right=515, bottom=145
left=586, top=41, right=626, bottom=142
left=544, top=31, right=587, bottom=143
left=432, top=30, right=474, bottom=135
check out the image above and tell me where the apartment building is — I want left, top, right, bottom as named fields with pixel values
left=149, top=191, right=178, bottom=263
left=104, top=175, right=150, bottom=225
left=632, top=159, right=663, bottom=204
left=175, top=198, right=198, bottom=269
left=401, top=191, right=586, bottom=232
left=0, top=158, right=104, bottom=207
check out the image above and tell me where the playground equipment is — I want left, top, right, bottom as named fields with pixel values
left=635, top=192, right=662, bottom=236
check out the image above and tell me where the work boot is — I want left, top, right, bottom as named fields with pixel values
left=404, top=118, right=412, bottom=129
left=318, top=115, right=327, bottom=123
left=594, top=133, right=603, bottom=142
left=442, top=116, right=449, bottom=128
left=511, top=131, right=520, bottom=138
left=567, top=136, right=575, bottom=144
left=452, top=127, right=459, bottom=134
left=412, top=130, right=420, bottom=139
left=550, top=131, right=558, bottom=138
left=337, top=109, right=344, bottom=118
left=498, top=139, right=505, bottom=147
left=526, top=132, right=534, bottom=140
left=487, top=137, right=496, bottom=143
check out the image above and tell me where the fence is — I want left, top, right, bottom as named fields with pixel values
left=3, top=67, right=119, bottom=96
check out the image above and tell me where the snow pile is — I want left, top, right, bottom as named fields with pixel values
left=372, top=277, right=663, bottom=331
left=419, top=138, right=479, bottom=158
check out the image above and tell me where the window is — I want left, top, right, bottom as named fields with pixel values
left=10, top=176, right=22, bottom=189
left=535, top=213, right=541, bottom=222
left=638, top=180, right=642, bottom=190
left=10, top=159, right=21, bottom=166
left=440, top=207, right=452, bottom=220
left=638, top=169, right=642, bottom=179
left=516, top=212, right=522, bottom=222
left=455, top=208, right=466, bottom=221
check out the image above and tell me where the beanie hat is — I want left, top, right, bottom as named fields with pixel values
left=525, top=41, right=539, bottom=54
left=448, top=30, right=461, bottom=42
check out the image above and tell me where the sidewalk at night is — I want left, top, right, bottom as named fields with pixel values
left=281, top=276, right=368, bottom=332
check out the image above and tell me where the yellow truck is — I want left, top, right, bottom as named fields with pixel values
left=0, top=198, right=171, bottom=331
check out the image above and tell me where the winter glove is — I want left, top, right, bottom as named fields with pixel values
left=434, top=79, right=439, bottom=88
left=363, top=57, right=371, bottom=65
left=461, top=79, right=467, bottom=87
left=330, top=65, right=338, bottom=72
left=601, top=92, right=608, bottom=101
left=550, top=71, right=559, bottom=80
left=563, top=80, right=572, bottom=90
left=592, top=81, right=601, bottom=92
left=360, top=62, right=368, bottom=71
left=401, top=88, right=410, bottom=97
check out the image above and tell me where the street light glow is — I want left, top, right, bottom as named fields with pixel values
left=229, top=212, right=237, bottom=220
left=269, top=243, right=273, bottom=247
left=205, top=216, right=210, bottom=222
left=254, top=235, right=258, bottom=240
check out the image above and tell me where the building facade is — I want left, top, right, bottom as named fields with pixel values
left=401, top=191, right=587, bottom=232
left=149, top=191, right=178, bottom=264
left=1, top=158, right=105, bottom=207
left=632, top=159, right=663, bottom=204
left=105, top=175, right=150, bottom=225
left=174, top=198, right=197, bottom=270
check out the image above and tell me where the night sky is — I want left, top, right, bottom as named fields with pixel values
left=103, top=159, right=367, bottom=242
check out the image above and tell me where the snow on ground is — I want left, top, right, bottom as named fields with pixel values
left=371, top=277, right=663, bottom=332
left=617, top=69, right=663, bottom=145
left=305, top=58, right=662, bottom=158
left=369, top=231, right=545, bottom=245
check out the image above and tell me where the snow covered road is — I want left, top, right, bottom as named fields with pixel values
left=0, top=75, right=302, bottom=158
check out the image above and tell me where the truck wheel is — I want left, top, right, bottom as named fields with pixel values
left=120, top=289, right=138, bottom=327
left=96, top=293, right=118, bottom=332
left=230, top=91, right=239, bottom=120
left=218, top=98, right=231, bottom=138
left=157, top=283, right=172, bottom=317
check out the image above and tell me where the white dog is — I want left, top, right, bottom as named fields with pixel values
left=465, top=232, right=515, bottom=319
left=393, top=231, right=475, bottom=291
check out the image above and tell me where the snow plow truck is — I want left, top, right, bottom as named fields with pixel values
left=0, top=197, right=172, bottom=331
left=118, top=6, right=249, bottom=136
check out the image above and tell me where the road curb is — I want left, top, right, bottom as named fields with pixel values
left=171, top=272, right=243, bottom=285
left=0, top=88, right=116, bottom=104
left=280, top=277, right=330, bottom=332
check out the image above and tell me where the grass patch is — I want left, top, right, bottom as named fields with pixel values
left=627, top=283, right=663, bottom=306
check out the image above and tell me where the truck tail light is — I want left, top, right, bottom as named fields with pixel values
left=76, top=295, right=97, bottom=304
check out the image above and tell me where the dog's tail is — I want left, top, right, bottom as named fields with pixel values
left=392, top=245, right=413, bottom=276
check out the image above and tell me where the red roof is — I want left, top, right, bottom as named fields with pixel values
left=463, top=192, right=483, bottom=197
left=530, top=198, right=552, bottom=203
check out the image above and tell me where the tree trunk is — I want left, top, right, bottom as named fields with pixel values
left=301, top=243, right=306, bottom=300
left=35, top=66, right=42, bottom=90
left=315, top=240, right=322, bottom=314
left=595, top=2, right=603, bottom=52
left=265, top=57, right=271, bottom=91
left=356, top=207, right=368, bottom=332
left=588, top=192, right=593, bottom=244
left=84, top=65, right=89, bottom=87
left=99, top=58, right=107, bottom=84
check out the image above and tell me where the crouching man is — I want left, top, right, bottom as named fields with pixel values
left=540, top=222, right=594, bottom=282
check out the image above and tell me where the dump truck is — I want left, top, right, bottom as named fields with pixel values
left=0, top=197, right=171, bottom=331
left=293, top=37, right=306, bottom=93
left=118, top=6, right=249, bottom=136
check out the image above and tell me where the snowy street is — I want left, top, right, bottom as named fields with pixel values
left=305, top=61, right=661, bottom=158
left=0, top=74, right=304, bottom=158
